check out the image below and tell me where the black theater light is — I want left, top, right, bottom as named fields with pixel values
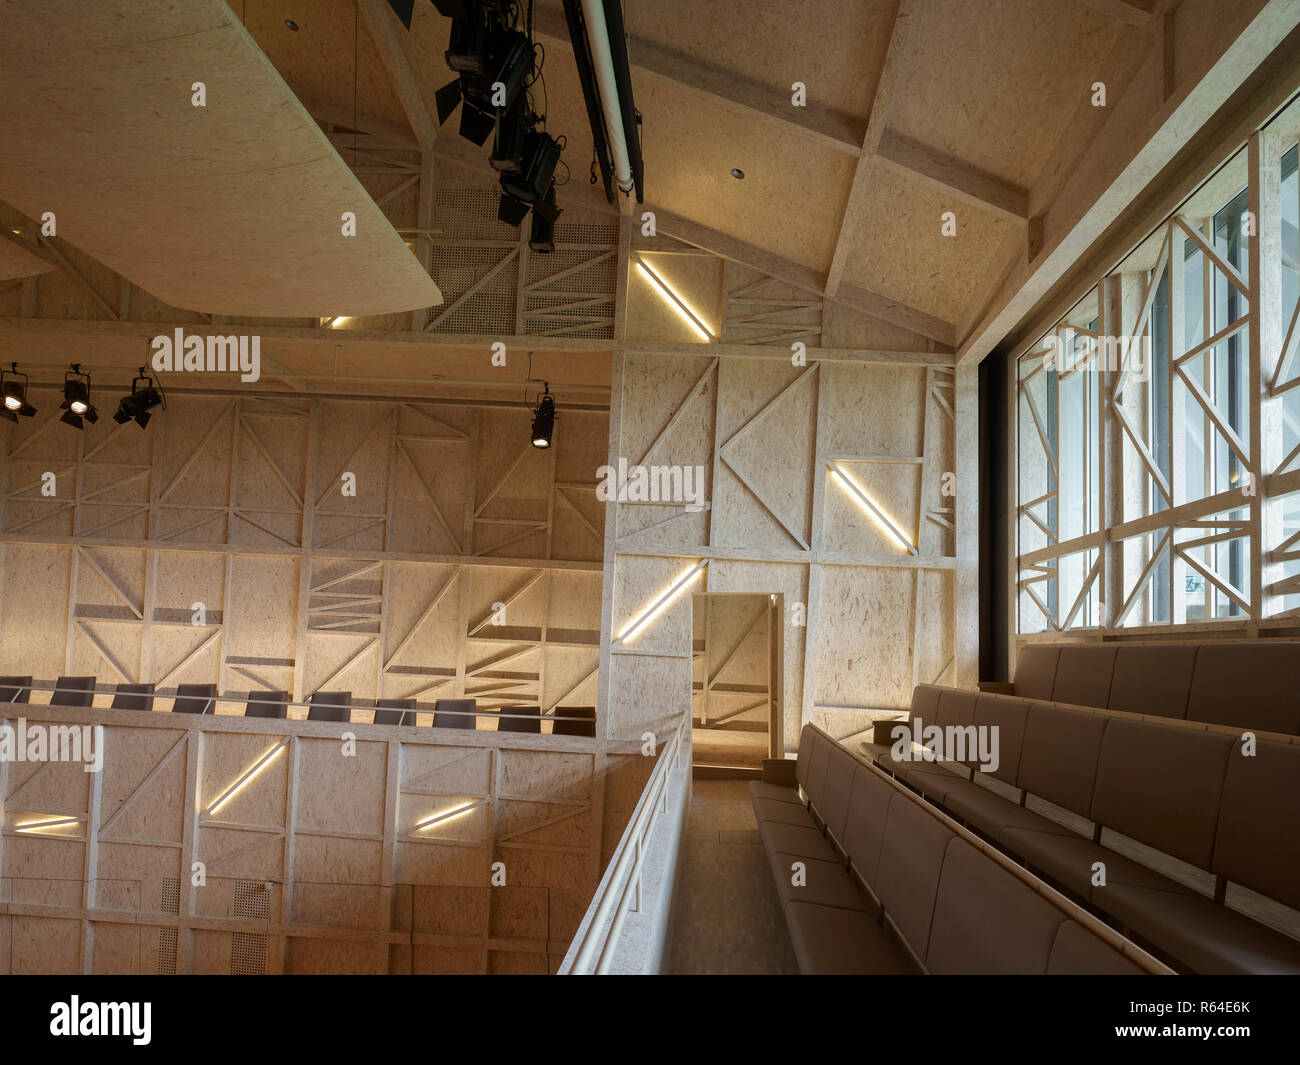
left=0, top=363, right=36, bottom=422
left=446, top=14, right=489, bottom=73
left=59, top=364, right=98, bottom=430
left=459, top=99, right=495, bottom=146
left=530, top=385, right=556, bottom=449
left=501, top=130, right=560, bottom=205
left=497, top=193, right=531, bottom=226
left=529, top=181, right=560, bottom=253
left=490, top=103, right=527, bottom=172
left=112, top=367, right=165, bottom=429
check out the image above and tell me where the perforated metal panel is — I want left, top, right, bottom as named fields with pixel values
left=230, top=932, right=267, bottom=975
left=156, top=927, right=178, bottom=974
left=234, top=879, right=270, bottom=920
left=160, top=876, right=180, bottom=914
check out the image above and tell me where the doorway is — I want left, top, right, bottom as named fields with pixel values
left=690, top=592, right=783, bottom=777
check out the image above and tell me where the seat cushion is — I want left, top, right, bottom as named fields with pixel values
left=899, top=764, right=975, bottom=805
left=751, top=796, right=817, bottom=828
left=1002, top=827, right=1180, bottom=900
left=747, top=780, right=802, bottom=805
left=785, top=901, right=915, bottom=974
left=758, top=820, right=838, bottom=866
left=926, top=838, right=1067, bottom=974
left=1048, top=921, right=1146, bottom=975
left=1102, top=881, right=1300, bottom=974
left=944, top=784, right=1075, bottom=847
left=769, top=852, right=871, bottom=912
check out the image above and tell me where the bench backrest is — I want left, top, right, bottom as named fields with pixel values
left=1010, top=640, right=1300, bottom=736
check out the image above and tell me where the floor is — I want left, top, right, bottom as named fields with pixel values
left=664, top=779, right=798, bottom=974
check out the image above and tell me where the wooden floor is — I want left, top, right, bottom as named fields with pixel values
left=664, top=779, right=798, bottom=974
left=691, top=726, right=767, bottom=770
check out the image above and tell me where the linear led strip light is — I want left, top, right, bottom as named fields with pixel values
left=15, top=815, right=82, bottom=833
left=617, top=559, right=707, bottom=644
left=414, top=799, right=485, bottom=832
left=828, top=463, right=917, bottom=555
left=631, top=255, right=715, bottom=342
left=205, top=738, right=290, bottom=818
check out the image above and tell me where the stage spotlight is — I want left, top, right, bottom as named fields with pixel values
left=446, top=15, right=489, bottom=73
left=112, top=367, right=165, bottom=429
left=431, top=0, right=474, bottom=21
left=529, top=182, right=560, bottom=252
left=384, top=0, right=416, bottom=30
left=498, top=193, right=531, bottom=226
left=459, top=100, right=495, bottom=146
left=530, top=385, right=555, bottom=449
left=59, top=364, right=98, bottom=430
left=501, top=130, right=561, bottom=204
left=0, top=363, right=36, bottom=423
left=482, top=26, right=531, bottom=109
left=491, top=104, right=527, bottom=172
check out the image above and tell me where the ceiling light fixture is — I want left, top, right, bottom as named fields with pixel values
left=731, top=168, right=745, bottom=179
left=0, top=363, right=37, bottom=422
left=284, top=18, right=300, bottom=31
left=829, top=465, right=916, bottom=554
left=618, top=559, right=707, bottom=643
left=530, top=384, right=556, bottom=449
left=60, top=363, right=98, bottom=430
left=112, top=366, right=165, bottom=429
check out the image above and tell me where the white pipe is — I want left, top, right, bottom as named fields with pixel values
left=579, top=0, right=634, bottom=195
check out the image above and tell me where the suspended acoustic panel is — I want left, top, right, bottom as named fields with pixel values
left=0, top=0, right=441, bottom=317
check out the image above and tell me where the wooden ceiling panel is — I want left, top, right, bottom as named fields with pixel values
left=840, top=159, right=1016, bottom=324
left=885, top=0, right=1144, bottom=191
left=622, top=0, right=897, bottom=123
left=0, top=0, right=440, bottom=318
left=636, top=79, right=857, bottom=273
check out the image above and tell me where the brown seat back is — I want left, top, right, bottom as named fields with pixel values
left=51, top=675, right=96, bottom=707
left=841, top=764, right=896, bottom=884
left=1017, top=704, right=1108, bottom=819
left=872, top=791, right=955, bottom=964
left=815, top=743, right=858, bottom=840
left=1212, top=739, right=1300, bottom=911
left=909, top=684, right=942, bottom=728
left=972, top=694, right=1030, bottom=784
left=1187, top=642, right=1300, bottom=735
left=111, top=682, right=155, bottom=711
left=1050, top=645, right=1118, bottom=708
left=1107, top=643, right=1196, bottom=718
left=433, top=698, right=477, bottom=729
left=0, top=676, right=32, bottom=704
left=927, top=837, right=1068, bottom=974
left=795, top=726, right=816, bottom=791
left=1012, top=645, right=1060, bottom=701
left=1047, top=921, right=1144, bottom=974
left=1090, top=718, right=1232, bottom=869
left=803, top=729, right=833, bottom=804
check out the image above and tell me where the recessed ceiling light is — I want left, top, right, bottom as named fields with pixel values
left=284, top=19, right=300, bottom=31
left=730, top=168, right=745, bottom=179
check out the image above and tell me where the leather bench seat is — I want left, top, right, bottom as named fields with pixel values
left=746, top=779, right=802, bottom=805
left=785, top=901, right=916, bottom=975
left=755, top=725, right=1156, bottom=974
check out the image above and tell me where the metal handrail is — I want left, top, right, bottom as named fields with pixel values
left=561, top=713, right=687, bottom=974
left=2, top=683, right=594, bottom=724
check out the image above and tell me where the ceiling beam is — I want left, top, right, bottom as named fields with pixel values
left=824, top=0, right=919, bottom=297
left=875, top=129, right=1030, bottom=222
left=357, top=0, right=438, bottom=149
left=529, top=6, right=862, bottom=156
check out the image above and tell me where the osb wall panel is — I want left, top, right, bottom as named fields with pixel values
left=606, top=352, right=955, bottom=751
left=0, top=393, right=609, bottom=711
left=0, top=706, right=647, bottom=975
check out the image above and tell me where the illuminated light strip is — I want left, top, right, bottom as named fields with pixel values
left=617, top=559, right=707, bottom=643
left=206, top=739, right=289, bottom=817
left=633, top=257, right=714, bottom=342
left=829, top=464, right=917, bottom=555
left=414, top=800, right=484, bottom=831
left=16, top=816, right=81, bottom=832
